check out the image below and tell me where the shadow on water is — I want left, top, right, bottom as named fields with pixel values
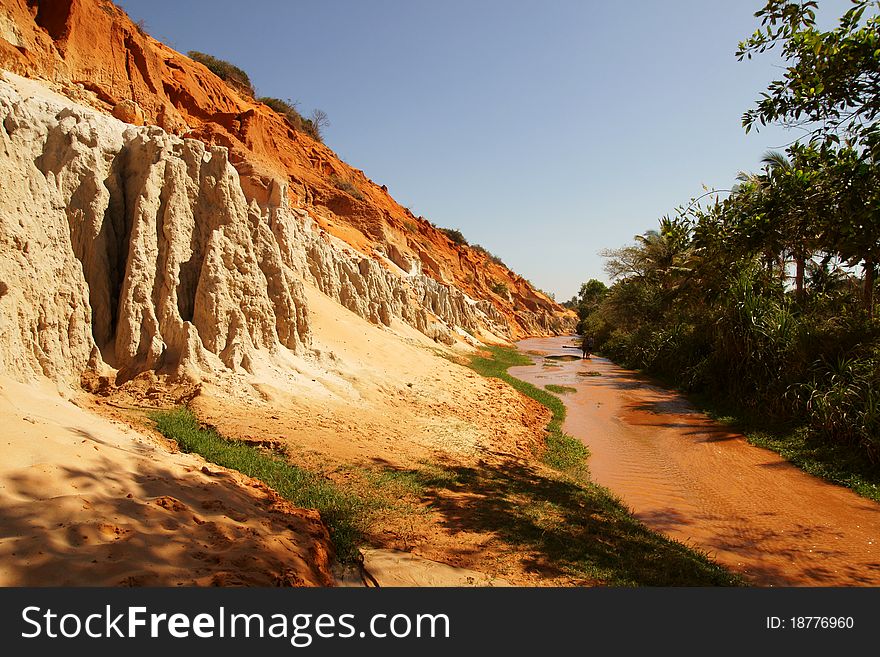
left=515, top=337, right=880, bottom=586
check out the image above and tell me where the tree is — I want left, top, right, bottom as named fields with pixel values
left=823, top=146, right=880, bottom=313
left=729, top=167, right=786, bottom=279
left=759, top=148, right=823, bottom=299
left=576, top=279, right=608, bottom=310
left=309, top=109, right=330, bottom=139
left=738, top=0, right=880, bottom=150
left=568, top=279, right=607, bottom=334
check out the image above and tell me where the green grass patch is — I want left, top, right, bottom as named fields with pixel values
left=545, top=384, right=577, bottom=394
left=468, top=346, right=588, bottom=475
left=150, top=407, right=368, bottom=561
left=747, top=430, right=880, bottom=501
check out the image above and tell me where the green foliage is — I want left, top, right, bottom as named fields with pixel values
left=746, top=427, right=880, bottom=501
left=580, top=1, right=880, bottom=476
left=738, top=1, right=880, bottom=150
left=565, top=278, right=608, bottom=334
left=471, top=244, right=508, bottom=268
left=545, top=384, right=577, bottom=394
left=794, top=354, right=880, bottom=460
left=150, top=407, right=367, bottom=561
left=188, top=51, right=255, bottom=97
left=257, top=97, right=323, bottom=142
left=588, top=163, right=880, bottom=466
left=329, top=174, right=364, bottom=200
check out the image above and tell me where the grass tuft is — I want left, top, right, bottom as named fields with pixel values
left=329, top=174, right=364, bottom=200
left=188, top=51, right=254, bottom=97
left=545, top=384, right=577, bottom=394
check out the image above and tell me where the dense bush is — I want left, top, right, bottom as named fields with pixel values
left=585, top=228, right=880, bottom=462
left=471, top=244, right=507, bottom=268
left=579, top=0, right=880, bottom=464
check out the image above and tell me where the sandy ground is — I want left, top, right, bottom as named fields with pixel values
left=183, top=285, right=554, bottom=583
left=514, top=336, right=880, bottom=586
left=0, top=375, right=334, bottom=586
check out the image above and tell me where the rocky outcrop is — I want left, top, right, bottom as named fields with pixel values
left=0, top=75, right=526, bottom=384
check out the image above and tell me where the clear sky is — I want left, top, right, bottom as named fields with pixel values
left=117, top=0, right=852, bottom=301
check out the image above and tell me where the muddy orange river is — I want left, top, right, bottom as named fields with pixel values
left=513, top=336, right=880, bottom=586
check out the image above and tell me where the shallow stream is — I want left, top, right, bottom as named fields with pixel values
left=512, top=336, right=880, bottom=585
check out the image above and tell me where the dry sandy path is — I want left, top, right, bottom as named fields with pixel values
left=512, top=336, right=880, bottom=586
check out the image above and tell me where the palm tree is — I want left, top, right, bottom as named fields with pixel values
left=730, top=169, right=785, bottom=279
left=760, top=149, right=819, bottom=300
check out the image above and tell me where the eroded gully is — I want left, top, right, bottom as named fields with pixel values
left=512, top=336, right=880, bottom=586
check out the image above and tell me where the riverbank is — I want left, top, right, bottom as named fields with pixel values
left=513, top=336, right=880, bottom=586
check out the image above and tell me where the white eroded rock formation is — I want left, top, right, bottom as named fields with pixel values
left=0, top=74, right=512, bottom=385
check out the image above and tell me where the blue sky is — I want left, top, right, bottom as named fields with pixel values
left=118, top=0, right=852, bottom=301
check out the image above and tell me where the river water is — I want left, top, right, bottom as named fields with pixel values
left=512, top=336, right=880, bottom=586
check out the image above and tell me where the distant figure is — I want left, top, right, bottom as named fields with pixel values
left=581, top=335, right=594, bottom=359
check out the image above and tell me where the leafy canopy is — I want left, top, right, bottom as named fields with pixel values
left=737, top=0, right=880, bottom=150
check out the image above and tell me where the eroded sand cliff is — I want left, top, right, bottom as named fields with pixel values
left=0, top=71, right=553, bottom=585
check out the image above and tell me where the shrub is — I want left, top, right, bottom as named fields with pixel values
left=258, top=96, right=322, bottom=141
left=471, top=244, right=507, bottom=268
left=439, top=227, right=468, bottom=246
left=188, top=51, right=255, bottom=97
left=794, top=355, right=880, bottom=462
left=490, top=280, right=509, bottom=297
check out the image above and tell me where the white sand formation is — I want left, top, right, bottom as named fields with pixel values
left=0, top=73, right=514, bottom=387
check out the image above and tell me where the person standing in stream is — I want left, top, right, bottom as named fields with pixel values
left=581, top=335, right=594, bottom=359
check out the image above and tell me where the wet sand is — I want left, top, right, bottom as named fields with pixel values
left=512, top=336, right=880, bottom=586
